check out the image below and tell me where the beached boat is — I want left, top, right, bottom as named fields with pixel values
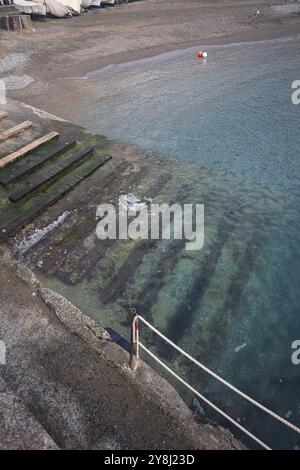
left=102, top=0, right=128, bottom=5
left=82, top=0, right=93, bottom=8
left=14, top=0, right=46, bottom=16
left=90, top=0, right=101, bottom=7
left=14, top=0, right=82, bottom=17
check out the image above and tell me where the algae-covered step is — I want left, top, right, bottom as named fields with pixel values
left=0, top=136, right=73, bottom=186
left=9, top=146, right=96, bottom=203
left=53, top=171, right=175, bottom=293
left=0, top=154, right=111, bottom=241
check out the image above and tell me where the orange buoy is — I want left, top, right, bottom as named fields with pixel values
left=197, top=50, right=204, bottom=58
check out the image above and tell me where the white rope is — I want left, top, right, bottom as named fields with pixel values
left=139, top=342, right=271, bottom=450
left=136, top=314, right=300, bottom=436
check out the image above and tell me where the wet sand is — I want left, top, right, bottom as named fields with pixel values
left=1, top=0, right=300, bottom=105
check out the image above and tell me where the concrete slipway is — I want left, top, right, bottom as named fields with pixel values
left=0, top=99, right=253, bottom=449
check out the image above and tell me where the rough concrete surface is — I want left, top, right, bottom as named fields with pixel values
left=0, top=392, right=58, bottom=450
left=0, top=255, right=244, bottom=449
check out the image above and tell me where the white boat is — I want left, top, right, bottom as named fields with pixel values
left=82, top=0, right=93, bottom=7
left=102, top=0, right=127, bottom=5
left=17, top=0, right=82, bottom=17
left=90, top=0, right=101, bottom=7
left=14, top=0, right=46, bottom=16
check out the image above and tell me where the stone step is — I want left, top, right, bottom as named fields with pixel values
left=0, top=153, right=111, bottom=241
left=0, top=139, right=76, bottom=186
left=9, top=145, right=94, bottom=202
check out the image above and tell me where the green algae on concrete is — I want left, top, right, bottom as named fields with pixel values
left=0, top=102, right=285, bottom=440
left=0, top=134, right=111, bottom=240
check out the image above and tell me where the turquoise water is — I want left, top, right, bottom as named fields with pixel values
left=66, top=37, right=300, bottom=449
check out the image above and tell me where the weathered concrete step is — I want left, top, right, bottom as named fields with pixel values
left=0, top=154, right=111, bottom=241
left=9, top=146, right=94, bottom=202
left=22, top=161, right=133, bottom=273
left=28, top=161, right=150, bottom=280
left=0, top=392, right=58, bottom=450
left=0, top=140, right=76, bottom=187
left=55, top=238, right=116, bottom=285
left=100, top=239, right=159, bottom=303
left=96, top=182, right=202, bottom=311
left=137, top=239, right=210, bottom=333
left=31, top=208, right=103, bottom=275
left=179, top=230, right=266, bottom=364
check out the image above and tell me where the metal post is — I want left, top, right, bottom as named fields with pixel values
left=129, top=309, right=139, bottom=370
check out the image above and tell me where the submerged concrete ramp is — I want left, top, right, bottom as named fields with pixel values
left=0, top=100, right=278, bottom=449
left=0, top=258, right=242, bottom=450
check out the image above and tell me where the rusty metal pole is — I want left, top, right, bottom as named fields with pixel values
left=129, top=309, right=139, bottom=370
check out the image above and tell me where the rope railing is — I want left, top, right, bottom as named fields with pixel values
left=129, top=310, right=300, bottom=450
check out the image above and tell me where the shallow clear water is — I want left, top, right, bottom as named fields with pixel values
left=75, top=37, right=300, bottom=189
left=52, top=36, right=300, bottom=449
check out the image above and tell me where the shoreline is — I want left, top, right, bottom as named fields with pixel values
left=40, top=23, right=300, bottom=82
left=7, top=21, right=300, bottom=112
left=85, top=28, right=300, bottom=80
left=2, top=0, right=300, bottom=98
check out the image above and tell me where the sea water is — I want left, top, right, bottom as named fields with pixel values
left=54, top=36, right=300, bottom=449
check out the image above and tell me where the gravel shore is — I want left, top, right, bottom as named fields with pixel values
left=1, top=1, right=300, bottom=102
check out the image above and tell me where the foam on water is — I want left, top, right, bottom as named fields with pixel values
left=15, top=211, right=71, bottom=258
